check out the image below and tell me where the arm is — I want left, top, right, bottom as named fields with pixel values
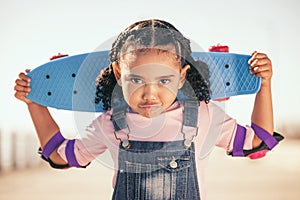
left=14, top=70, right=67, bottom=165
left=248, top=51, right=274, bottom=148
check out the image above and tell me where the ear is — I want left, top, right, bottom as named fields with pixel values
left=179, top=64, right=190, bottom=89
left=112, top=61, right=122, bottom=86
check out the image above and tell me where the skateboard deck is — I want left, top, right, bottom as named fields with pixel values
left=27, top=50, right=261, bottom=112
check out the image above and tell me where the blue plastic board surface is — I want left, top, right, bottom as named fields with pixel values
left=27, top=51, right=261, bottom=112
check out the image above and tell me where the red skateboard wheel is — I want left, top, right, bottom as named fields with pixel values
left=208, top=44, right=229, bottom=52
left=50, top=53, right=69, bottom=60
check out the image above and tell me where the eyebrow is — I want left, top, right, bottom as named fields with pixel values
left=157, top=75, right=175, bottom=79
left=126, top=74, right=175, bottom=80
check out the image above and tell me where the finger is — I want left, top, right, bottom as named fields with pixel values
left=251, top=51, right=268, bottom=59
left=15, top=78, right=30, bottom=87
left=253, top=52, right=267, bottom=58
left=14, top=91, right=33, bottom=104
left=251, top=65, right=272, bottom=75
left=250, top=65, right=272, bottom=75
left=14, top=91, right=30, bottom=104
left=249, top=55, right=269, bottom=66
left=248, top=52, right=268, bottom=64
left=14, top=91, right=29, bottom=98
left=14, top=84, right=31, bottom=93
left=249, top=59, right=272, bottom=76
left=25, top=69, right=31, bottom=73
left=253, top=70, right=272, bottom=79
left=249, top=58, right=272, bottom=70
left=19, top=72, right=31, bottom=82
left=251, top=51, right=257, bottom=56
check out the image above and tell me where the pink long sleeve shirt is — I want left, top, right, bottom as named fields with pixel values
left=57, top=101, right=255, bottom=200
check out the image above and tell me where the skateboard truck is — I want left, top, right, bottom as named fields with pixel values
left=209, top=44, right=230, bottom=101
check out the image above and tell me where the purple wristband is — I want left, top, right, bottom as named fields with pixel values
left=42, top=131, right=65, bottom=159
left=65, top=140, right=81, bottom=168
left=251, top=123, right=278, bottom=149
left=232, top=124, right=246, bottom=156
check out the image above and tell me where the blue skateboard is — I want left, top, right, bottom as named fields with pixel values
left=27, top=50, right=261, bottom=112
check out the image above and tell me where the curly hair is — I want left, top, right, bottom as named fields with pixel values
left=95, top=19, right=211, bottom=111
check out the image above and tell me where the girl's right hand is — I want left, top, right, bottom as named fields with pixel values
left=14, top=69, right=33, bottom=104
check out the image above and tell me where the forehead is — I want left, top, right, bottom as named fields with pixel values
left=119, top=48, right=181, bottom=72
left=123, top=63, right=180, bottom=80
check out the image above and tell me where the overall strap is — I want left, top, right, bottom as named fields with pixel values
left=111, top=98, right=130, bottom=149
left=182, top=100, right=200, bottom=149
left=111, top=99, right=200, bottom=150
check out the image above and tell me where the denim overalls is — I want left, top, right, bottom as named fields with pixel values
left=111, top=100, right=201, bottom=200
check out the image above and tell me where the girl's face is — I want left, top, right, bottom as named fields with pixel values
left=113, top=49, right=189, bottom=118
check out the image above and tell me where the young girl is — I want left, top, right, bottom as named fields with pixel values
left=14, top=19, right=283, bottom=200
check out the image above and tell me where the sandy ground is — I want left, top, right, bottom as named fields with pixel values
left=0, top=139, right=299, bottom=200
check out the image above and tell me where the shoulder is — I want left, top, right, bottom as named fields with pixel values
left=87, top=110, right=114, bottom=134
left=204, top=101, right=226, bottom=117
left=197, top=100, right=233, bottom=127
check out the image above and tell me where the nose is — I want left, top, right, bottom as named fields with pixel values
left=142, top=83, right=158, bottom=100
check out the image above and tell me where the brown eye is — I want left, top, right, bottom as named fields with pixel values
left=159, top=79, right=170, bottom=85
left=131, top=78, right=143, bottom=84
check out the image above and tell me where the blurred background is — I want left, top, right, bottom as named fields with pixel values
left=0, top=0, right=299, bottom=199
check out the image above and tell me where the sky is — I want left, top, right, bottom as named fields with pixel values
left=1, top=0, right=300, bottom=136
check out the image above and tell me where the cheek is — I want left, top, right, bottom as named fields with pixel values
left=161, top=76, right=181, bottom=97
left=164, top=83, right=180, bottom=96
left=161, top=86, right=178, bottom=103
left=121, top=81, right=143, bottom=101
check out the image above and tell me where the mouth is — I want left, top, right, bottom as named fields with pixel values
left=138, top=103, right=162, bottom=111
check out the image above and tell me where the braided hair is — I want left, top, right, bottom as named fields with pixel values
left=95, top=19, right=211, bottom=111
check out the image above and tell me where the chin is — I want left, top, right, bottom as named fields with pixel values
left=141, top=109, right=165, bottom=118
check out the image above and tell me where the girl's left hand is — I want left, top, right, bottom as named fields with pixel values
left=248, top=51, right=273, bottom=87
